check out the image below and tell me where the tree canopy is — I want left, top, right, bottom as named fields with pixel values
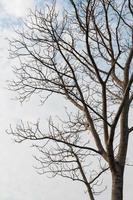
left=8, top=0, right=133, bottom=200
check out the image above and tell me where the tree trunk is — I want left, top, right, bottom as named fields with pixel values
left=86, top=184, right=95, bottom=200
left=111, top=169, right=124, bottom=200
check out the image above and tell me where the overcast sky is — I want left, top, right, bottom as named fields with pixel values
left=0, top=1, right=133, bottom=200
left=0, top=1, right=87, bottom=200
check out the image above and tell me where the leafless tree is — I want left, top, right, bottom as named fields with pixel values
left=8, top=0, right=133, bottom=200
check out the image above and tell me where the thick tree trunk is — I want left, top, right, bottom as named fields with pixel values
left=111, top=169, right=124, bottom=200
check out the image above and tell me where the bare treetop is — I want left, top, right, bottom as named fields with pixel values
left=8, top=1, right=133, bottom=200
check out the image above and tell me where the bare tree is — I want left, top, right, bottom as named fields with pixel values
left=8, top=0, right=133, bottom=200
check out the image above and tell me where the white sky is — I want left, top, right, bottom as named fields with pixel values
left=0, top=1, right=87, bottom=200
left=0, top=1, right=132, bottom=200
left=0, top=0, right=34, bottom=17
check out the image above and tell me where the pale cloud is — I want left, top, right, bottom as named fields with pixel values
left=0, top=1, right=111, bottom=200
left=0, top=0, right=34, bottom=18
left=0, top=2, right=86, bottom=199
left=0, top=2, right=92, bottom=199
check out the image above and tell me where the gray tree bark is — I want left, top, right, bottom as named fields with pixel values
left=111, top=167, right=124, bottom=200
